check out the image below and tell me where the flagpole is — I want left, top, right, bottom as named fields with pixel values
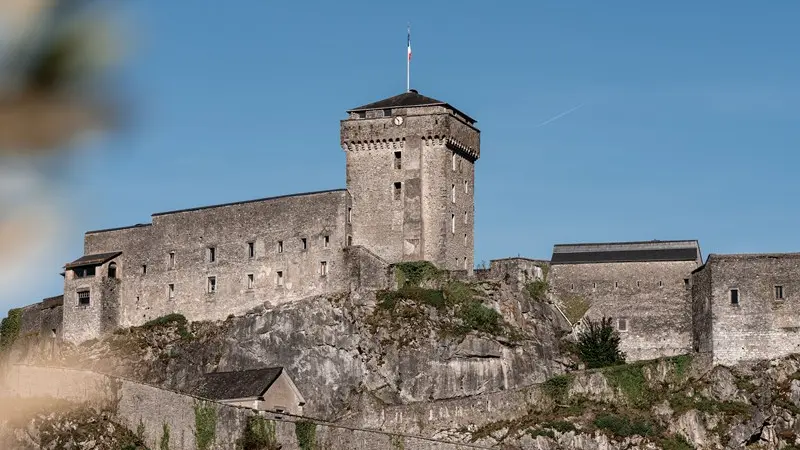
left=407, top=24, right=411, bottom=92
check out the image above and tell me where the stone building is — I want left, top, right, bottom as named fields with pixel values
left=549, top=240, right=703, bottom=361
left=195, top=367, right=305, bottom=415
left=691, top=253, right=800, bottom=366
left=56, top=90, right=480, bottom=343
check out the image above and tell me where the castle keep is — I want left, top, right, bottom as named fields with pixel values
left=15, top=88, right=800, bottom=367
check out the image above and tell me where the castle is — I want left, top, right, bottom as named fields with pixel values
left=15, top=89, right=800, bottom=367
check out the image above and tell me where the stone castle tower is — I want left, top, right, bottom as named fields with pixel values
left=341, top=90, right=480, bottom=272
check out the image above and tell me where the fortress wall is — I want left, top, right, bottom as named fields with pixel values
left=691, top=263, right=713, bottom=355
left=2, top=365, right=476, bottom=450
left=550, top=260, right=698, bottom=361
left=76, top=190, right=350, bottom=334
left=705, top=255, right=800, bottom=366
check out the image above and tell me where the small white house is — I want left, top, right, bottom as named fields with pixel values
left=196, top=367, right=305, bottom=415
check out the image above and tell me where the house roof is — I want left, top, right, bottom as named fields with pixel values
left=551, top=240, right=701, bottom=265
left=347, top=90, right=476, bottom=124
left=64, top=252, right=122, bottom=269
left=195, top=367, right=284, bottom=401
left=41, top=295, right=64, bottom=308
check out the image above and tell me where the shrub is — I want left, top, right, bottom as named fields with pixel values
left=542, top=374, right=573, bottom=404
left=239, top=415, right=279, bottom=450
left=0, top=308, right=22, bottom=352
left=194, top=401, right=217, bottom=450
left=543, top=420, right=576, bottom=433
left=160, top=422, right=170, bottom=450
left=142, top=313, right=192, bottom=339
left=576, top=317, right=625, bottom=368
left=527, top=428, right=555, bottom=439
left=660, top=434, right=695, bottom=450
left=458, top=300, right=502, bottom=335
left=526, top=280, right=548, bottom=301
left=593, top=413, right=653, bottom=437
left=295, top=421, right=316, bottom=450
left=394, top=261, right=442, bottom=287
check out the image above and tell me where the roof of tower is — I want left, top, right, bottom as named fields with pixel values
left=348, top=90, right=476, bottom=124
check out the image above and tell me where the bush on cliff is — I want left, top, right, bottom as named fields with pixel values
left=576, top=317, right=625, bottom=369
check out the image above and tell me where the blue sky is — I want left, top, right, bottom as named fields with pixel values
left=6, top=1, right=800, bottom=310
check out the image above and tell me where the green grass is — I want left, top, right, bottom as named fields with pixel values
left=525, top=280, right=549, bottom=301
left=671, top=355, right=693, bottom=379
left=602, top=363, right=651, bottom=407
left=141, top=313, right=193, bottom=339
left=593, top=413, right=654, bottom=437
left=542, top=375, right=573, bottom=404
left=659, top=434, right=695, bottom=450
left=527, top=428, right=555, bottom=439
left=394, top=261, right=443, bottom=288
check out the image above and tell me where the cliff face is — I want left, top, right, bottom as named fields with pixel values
left=11, top=276, right=569, bottom=419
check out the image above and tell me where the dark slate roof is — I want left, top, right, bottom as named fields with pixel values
left=64, top=252, right=122, bottom=269
left=551, top=240, right=701, bottom=265
left=195, top=367, right=283, bottom=400
left=348, top=90, right=476, bottom=124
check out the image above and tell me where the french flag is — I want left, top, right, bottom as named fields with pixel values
left=407, top=28, right=412, bottom=61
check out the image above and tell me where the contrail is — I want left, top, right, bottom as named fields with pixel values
left=535, top=103, right=586, bottom=128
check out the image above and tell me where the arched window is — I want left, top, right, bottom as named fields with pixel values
left=108, top=262, right=117, bottom=279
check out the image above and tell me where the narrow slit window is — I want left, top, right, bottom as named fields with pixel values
left=463, top=257, right=468, bottom=270
left=77, top=290, right=90, bottom=306
left=208, top=247, right=216, bottom=263
left=451, top=184, right=456, bottom=203
left=394, top=151, right=402, bottom=169
left=464, top=211, right=468, bottom=224
left=320, top=261, right=328, bottom=276
left=464, top=180, right=469, bottom=193
left=142, top=264, right=147, bottom=275
left=684, top=278, right=690, bottom=287
left=393, top=182, right=402, bottom=200
left=108, top=262, right=117, bottom=279
left=168, top=251, right=175, bottom=269
left=347, top=207, right=352, bottom=223
left=207, top=276, right=217, bottom=293
left=730, top=288, right=739, bottom=305
left=277, top=241, right=283, bottom=253
left=323, top=235, right=330, bottom=248
left=658, top=280, right=663, bottom=287
left=464, top=233, right=467, bottom=245
left=276, top=271, right=284, bottom=286
left=247, top=274, right=254, bottom=289
left=347, top=235, right=353, bottom=246
left=776, top=285, right=784, bottom=300
left=301, top=238, right=307, bottom=250
left=618, top=318, right=628, bottom=332
left=168, top=283, right=175, bottom=299
left=451, top=214, right=455, bottom=233
left=248, top=242, right=255, bottom=258
left=452, top=152, right=457, bottom=171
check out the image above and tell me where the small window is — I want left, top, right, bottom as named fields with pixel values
left=320, top=261, right=328, bottom=277
left=636, top=280, right=640, bottom=287
left=451, top=184, right=456, bottom=203
left=593, top=282, right=597, bottom=289
left=108, top=262, right=117, bottom=279
left=208, top=247, right=216, bottom=263
left=168, top=251, right=175, bottom=269
left=684, top=278, right=690, bottom=287
left=248, top=242, right=255, bottom=258
left=570, top=283, right=574, bottom=290
left=207, top=276, right=217, bottom=293
left=383, top=108, right=392, bottom=117
left=463, top=257, right=468, bottom=270
left=614, top=281, right=618, bottom=288
left=452, top=152, right=457, bottom=171
left=347, top=207, right=352, bottom=223
left=356, top=111, right=366, bottom=119
left=323, top=235, right=330, bottom=248
left=301, top=238, right=307, bottom=250
left=464, top=233, right=467, bottom=245
left=393, top=182, right=402, bottom=200
left=276, top=271, right=284, bottom=286
left=141, top=264, right=147, bottom=275
left=658, top=280, right=663, bottom=287
left=464, top=211, right=468, bottom=224
left=277, top=241, right=283, bottom=253
left=247, top=274, right=254, bottom=289
left=730, top=288, right=739, bottom=305
left=775, top=285, right=784, bottom=300
left=347, top=235, right=353, bottom=246
left=168, top=283, right=175, bottom=299
left=77, top=290, right=90, bottom=306
left=464, top=180, right=469, bottom=193
left=458, top=158, right=463, bottom=172
left=451, top=214, right=455, bottom=233
left=618, top=318, right=628, bottom=332
left=394, top=151, right=402, bottom=169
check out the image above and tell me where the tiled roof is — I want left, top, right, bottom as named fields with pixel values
left=347, top=90, right=476, bottom=124
left=64, top=252, right=121, bottom=269
left=195, top=367, right=283, bottom=401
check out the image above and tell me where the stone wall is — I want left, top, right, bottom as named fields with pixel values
left=697, top=254, right=800, bottom=366
left=550, top=260, right=698, bottom=361
left=690, top=263, right=713, bottom=355
left=1, top=365, right=483, bottom=450
left=341, top=105, right=478, bottom=272
left=65, top=190, right=351, bottom=342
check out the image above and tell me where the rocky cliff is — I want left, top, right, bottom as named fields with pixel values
left=8, top=273, right=569, bottom=420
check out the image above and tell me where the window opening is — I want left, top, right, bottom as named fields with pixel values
left=207, top=276, right=217, bottom=293
left=248, top=242, right=255, bottom=258
left=730, top=289, right=739, bottom=305
left=247, top=274, right=254, bottom=289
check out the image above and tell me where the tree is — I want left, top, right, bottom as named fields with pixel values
left=576, top=317, right=626, bottom=368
